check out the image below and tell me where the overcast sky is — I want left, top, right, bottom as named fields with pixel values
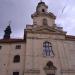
left=0, top=0, right=75, bottom=38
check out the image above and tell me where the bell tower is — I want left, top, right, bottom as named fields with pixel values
left=31, top=1, right=56, bottom=27
left=36, top=1, right=48, bottom=14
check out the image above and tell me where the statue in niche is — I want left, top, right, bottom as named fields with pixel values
left=43, top=18, right=48, bottom=25
left=44, top=61, right=57, bottom=75
left=4, top=25, right=12, bottom=39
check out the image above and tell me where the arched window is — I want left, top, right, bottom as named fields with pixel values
left=13, top=55, right=20, bottom=63
left=47, top=61, right=54, bottom=69
left=43, top=18, right=48, bottom=25
left=43, top=41, right=54, bottom=56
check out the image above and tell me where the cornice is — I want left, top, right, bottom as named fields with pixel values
left=61, top=69, right=75, bottom=73
left=25, top=25, right=66, bottom=35
left=26, top=30, right=66, bottom=35
left=25, top=69, right=40, bottom=73
left=0, top=39, right=25, bottom=43
left=31, top=12, right=56, bottom=19
left=65, top=35, right=75, bottom=41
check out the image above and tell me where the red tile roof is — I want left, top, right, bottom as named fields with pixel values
left=0, top=38, right=25, bottom=43
left=66, top=35, right=75, bottom=41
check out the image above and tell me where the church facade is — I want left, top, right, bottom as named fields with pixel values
left=0, top=1, right=75, bottom=75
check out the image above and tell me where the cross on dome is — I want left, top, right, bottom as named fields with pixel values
left=8, top=20, right=12, bottom=26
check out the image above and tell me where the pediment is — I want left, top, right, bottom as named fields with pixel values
left=32, top=25, right=66, bottom=34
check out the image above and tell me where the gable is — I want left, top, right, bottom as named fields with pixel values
left=31, top=25, right=66, bottom=35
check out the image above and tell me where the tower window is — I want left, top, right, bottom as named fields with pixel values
left=13, top=55, right=20, bottom=63
left=42, top=9, right=45, bottom=12
left=15, top=45, right=21, bottom=49
left=0, top=46, right=2, bottom=50
left=13, top=72, right=19, bottom=75
left=43, top=18, right=48, bottom=25
left=43, top=41, right=54, bottom=56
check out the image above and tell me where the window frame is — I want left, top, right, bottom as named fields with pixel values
left=43, top=18, right=48, bottom=25
left=15, top=45, right=21, bottom=49
left=43, top=41, right=54, bottom=56
left=47, top=74, right=55, bottom=75
left=0, top=46, right=2, bottom=50
left=13, top=72, right=19, bottom=75
left=13, top=55, right=20, bottom=63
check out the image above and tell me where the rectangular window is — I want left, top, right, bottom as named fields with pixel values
left=16, top=45, right=21, bottom=49
left=47, top=74, right=55, bottom=75
left=13, top=72, right=19, bottom=75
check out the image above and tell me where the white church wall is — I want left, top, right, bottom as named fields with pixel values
left=25, top=32, right=75, bottom=75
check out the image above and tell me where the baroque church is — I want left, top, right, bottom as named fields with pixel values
left=0, top=1, right=75, bottom=75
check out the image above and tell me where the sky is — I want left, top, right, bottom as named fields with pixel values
left=0, top=0, right=75, bottom=38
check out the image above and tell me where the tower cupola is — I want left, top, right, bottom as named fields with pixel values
left=36, top=1, right=48, bottom=14
left=31, top=1, right=56, bottom=27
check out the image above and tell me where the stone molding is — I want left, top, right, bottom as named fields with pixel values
left=24, top=69, right=40, bottom=74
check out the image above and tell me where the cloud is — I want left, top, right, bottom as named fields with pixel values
left=0, top=0, right=75, bottom=38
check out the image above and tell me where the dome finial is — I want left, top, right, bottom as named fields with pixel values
left=8, top=20, right=12, bottom=26
left=40, top=0, right=42, bottom=2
